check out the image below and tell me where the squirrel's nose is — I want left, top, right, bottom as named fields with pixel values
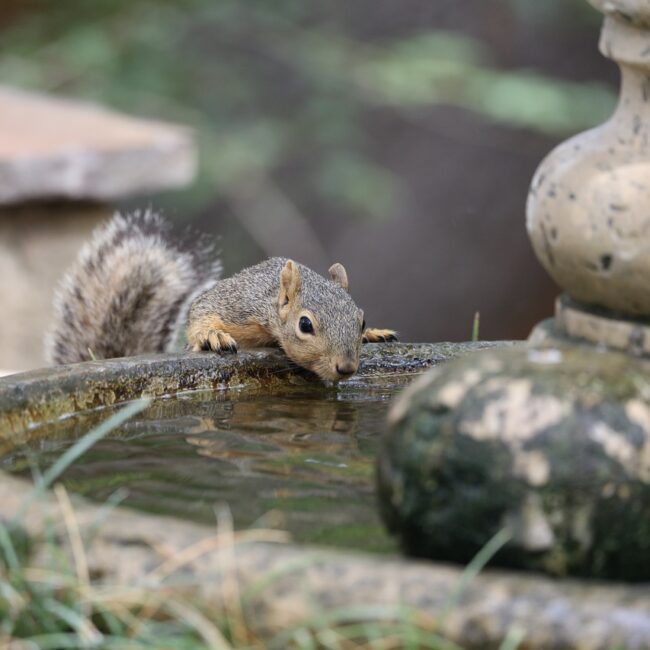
left=335, top=361, right=357, bottom=377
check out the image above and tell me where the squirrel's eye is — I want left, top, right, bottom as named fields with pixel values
left=299, top=316, right=314, bottom=334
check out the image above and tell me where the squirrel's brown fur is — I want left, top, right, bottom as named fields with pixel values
left=188, top=257, right=371, bottom=380
left=47, top=211, right=397, bottom=381
left=46, top=210, right=220, bottom=365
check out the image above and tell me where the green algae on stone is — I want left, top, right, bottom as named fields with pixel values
left=378, top=343, right=650, bottom=581
left=0, top=341, right=508, bottom=442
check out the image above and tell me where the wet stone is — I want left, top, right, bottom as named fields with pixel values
left=0, top=342, right=515, bottom=553
left=378, top=343, right=650, bottom=581
left=0, top=342, right=510, bottom=440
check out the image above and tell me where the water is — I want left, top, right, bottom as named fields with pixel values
left=2, top=377, right=414, bottom=553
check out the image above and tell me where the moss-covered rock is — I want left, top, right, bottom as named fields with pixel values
left=378, top=343, right=650, bottom=581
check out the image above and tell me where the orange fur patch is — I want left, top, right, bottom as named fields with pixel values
left=362, top=328, right=398, bottom=343
left=187, top=314, right=275, bottom=351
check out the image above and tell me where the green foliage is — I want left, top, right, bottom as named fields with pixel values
left=0, top=0, right=615, bottom=220
left=358, top=32, right=614, bottom=133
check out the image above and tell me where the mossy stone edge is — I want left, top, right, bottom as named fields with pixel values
left=0, top=342, right=506, bottom=440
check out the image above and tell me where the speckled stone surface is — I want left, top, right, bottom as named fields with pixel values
left=588, top=0, right=650, bottom=28
left=527, top=5, right=650, bottom=316
left=379, top=343, right=650, bottom=581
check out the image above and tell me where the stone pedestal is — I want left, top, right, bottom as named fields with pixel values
left=527, top=6, right=650, bottom=331
left=0, top=86, right=197, bottom=372
left=378, top=1, right=650, bottom=581
left=0, top=203, right=110, bottom=371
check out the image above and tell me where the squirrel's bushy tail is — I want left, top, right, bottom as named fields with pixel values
left=46, top=210, right=221, bottom=365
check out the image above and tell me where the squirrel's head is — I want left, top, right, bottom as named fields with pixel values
left=276, top=260, right=364, bottom=382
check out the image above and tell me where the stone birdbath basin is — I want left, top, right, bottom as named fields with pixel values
left=3, top=2, right=650, bottom=648
left=1, top=343, right=649, bottom=650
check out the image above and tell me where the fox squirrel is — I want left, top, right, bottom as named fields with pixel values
left=46, top=211, right=397, bottom=381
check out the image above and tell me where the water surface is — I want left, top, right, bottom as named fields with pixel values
left=3, top=376, right=414, bottom=553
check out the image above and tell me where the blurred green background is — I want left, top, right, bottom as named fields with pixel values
left=0, top=0, right=618, bottom=341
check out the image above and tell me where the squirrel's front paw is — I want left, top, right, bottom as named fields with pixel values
left=193, top=329, right=238, bottom=354
left=362, top=328, right=398, bottom=344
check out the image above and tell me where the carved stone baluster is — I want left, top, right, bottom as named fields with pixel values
left=377, top=1, right=650, bottom=584
left=528, top=2, right=650, bottom=351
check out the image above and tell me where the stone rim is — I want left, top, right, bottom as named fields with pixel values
left=588, top=0, right=650, bottom=25
left=0, top=342, right=506, bottom=441
left=554, top=293, right=650, bottom=356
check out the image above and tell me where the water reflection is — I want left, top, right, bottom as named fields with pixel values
left=3, top=380, right=411, bottom=553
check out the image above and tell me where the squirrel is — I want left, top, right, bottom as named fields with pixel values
left=45, top=210, right=397, bottom=381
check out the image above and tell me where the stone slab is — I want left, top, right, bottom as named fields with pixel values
left=0, top=86, right=196, bottom=204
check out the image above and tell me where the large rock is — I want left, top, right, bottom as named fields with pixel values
left=378, top=343, right=650, bottom=581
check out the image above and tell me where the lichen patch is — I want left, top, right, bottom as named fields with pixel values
left=461, top=379, right=570, bottom=443
left=513, top=450, right=551, bottom=487
left=625, top=399, right=650, bottom=432
left=436, top=369, right=484, bottom=409
left=505, top=493, right=555, bottom=552
left=590, top=422, right=636, bottom=467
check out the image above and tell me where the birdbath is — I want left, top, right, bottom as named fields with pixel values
left=378, top=0, right=650, bottom=583
left=0, top=87, right=196, bottom=373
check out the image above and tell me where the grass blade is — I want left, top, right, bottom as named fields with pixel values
left=498, top=625, right=525, bottom=650
left=42, top=598, right=103, bottom=645
left=15, top=398, right=151, bottom=522
left=472, top=311, right=480, bottom=342
left=443, top=527, right=511, bottom=615
left=0, top=520, right=21, bottom=572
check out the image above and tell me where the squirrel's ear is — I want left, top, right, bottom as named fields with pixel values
left=328, top=262, right=349, bottom=291
left=278, top=259, right=302, bottom=318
